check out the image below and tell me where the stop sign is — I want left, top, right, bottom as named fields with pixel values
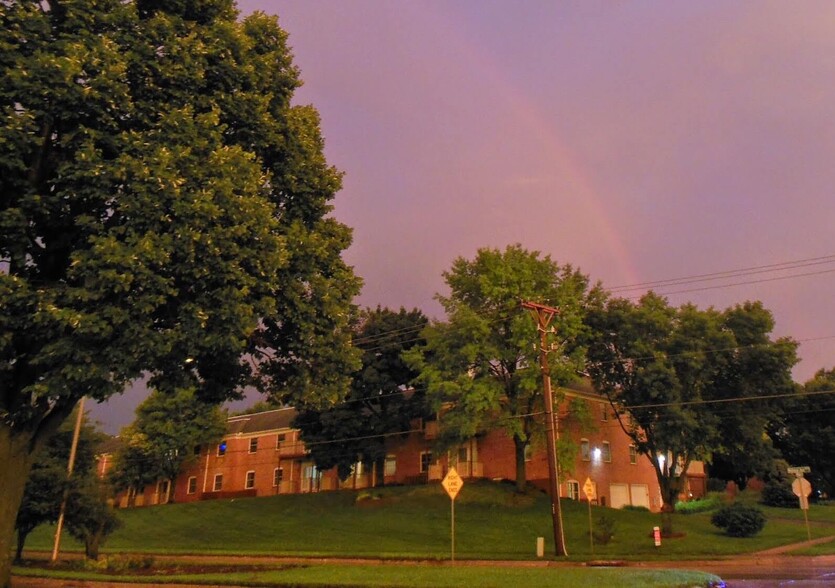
left=792, top=477, right=812, bottom=498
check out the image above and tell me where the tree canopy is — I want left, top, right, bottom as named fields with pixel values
left=771, top=368, right=835, bottom=497
left=0, top=2, right=359, bottom=583
left=295, top=307, right=429, bottom=482
left=585, top=293, right=797, bottom=533
left=407, top=244, right=596, bottom=491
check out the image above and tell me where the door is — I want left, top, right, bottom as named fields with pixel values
left=630, top=484, right=650, bottom=509
left=610, top=483, right=630, bottom=509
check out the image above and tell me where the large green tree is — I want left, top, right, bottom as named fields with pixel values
left=585, top=293, right=797, bottom=534
left=109, top=388, right=226, bottom=503
left=407, top=245, right=595, bottom=491
left=295, top=307, right=429, bottom=482
left=771, top=368, right=835, bottom=497
left=0, top=2, right=359, bottom=583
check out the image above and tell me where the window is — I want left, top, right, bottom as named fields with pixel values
left=193, top=445, right=201, bottom=456
left=580, top=439, right=590, bottom=461
left=273, top=467, right=283, bottom=487
left=567, top=480, right=580, bottom=500
left=420, top=451, right=434, bottom=473
left=217, top=441, right=227, bottom=457
left=276, top=433, right=286, bottom=448
left=602, top=441, right=612, bottom=463
left=457, top=446, right=469, bottom=464
left=249, top=437, right=258, bottom=453
left=601, top=404, right=608, bottom=421
left=245, top=470, right=256, bottom=489
left=629, top=445, right=637, bottom=465
left=384, top=455, right=396, bottom=477
left=524, top=444, right=533, bottom=462
left=187, top=476, right=197, bottom=495
left=213, top=474, right=223, bottom=492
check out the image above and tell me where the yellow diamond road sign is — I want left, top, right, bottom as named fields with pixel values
left=583, top=477, right=596, bottom=501
left=442, top=467, right=464, bottom=500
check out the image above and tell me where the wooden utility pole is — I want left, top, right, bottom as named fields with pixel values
left=51, top=396, right=85, bottom=562
left=521, top=301, right=568, bottom=557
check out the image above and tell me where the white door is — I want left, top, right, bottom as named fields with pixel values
left=630, top=484, right=650, bottom=509
left=610, top=483, right=630, bottom=509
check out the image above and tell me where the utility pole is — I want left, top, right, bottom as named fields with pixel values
left=51, top=396, right=85, bottom=562
left=521, top=301, right=568, bottom=557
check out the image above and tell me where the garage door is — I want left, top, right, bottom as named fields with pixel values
left=630, top=484, right=650, bottom=509
left=610, top=483, right=630, bottom=509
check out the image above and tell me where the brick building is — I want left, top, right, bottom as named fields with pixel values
left=99, top=381, right=705, bottom=511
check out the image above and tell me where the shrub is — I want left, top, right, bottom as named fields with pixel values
left=620, top=504, right=650, bottom=512
left=711, top=502, right=766, bottom=537
left=707, top=478, right=728, bottom=493
left=761, top=480, right=798, bottom=508
left=676, top=494, right=721, bottom=515
left=592, top=514, right=616, bottom=545
left=81, top=555, right=155, bottom=573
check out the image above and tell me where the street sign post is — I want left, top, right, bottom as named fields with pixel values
left=788, top=466, right=811, bottom=477
left=791, top=474, right=813, bottom=540
left=442, top=468, right=464, bottom=562
left=583, top=477, right=596, bottom=554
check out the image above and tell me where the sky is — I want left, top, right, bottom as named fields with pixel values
left=90, top=1, right=835, bottom=432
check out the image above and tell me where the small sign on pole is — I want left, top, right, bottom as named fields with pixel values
left=442, top=468, right=464, bottom=562
left=791, top=475, right=813, bottom=541
left=583, top=477, right=596, bottom=554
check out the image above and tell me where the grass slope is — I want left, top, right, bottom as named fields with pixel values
left=25, top=481, right=835, bottom=560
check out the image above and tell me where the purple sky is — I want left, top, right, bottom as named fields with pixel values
left=90, top=1, right=835, bottom=432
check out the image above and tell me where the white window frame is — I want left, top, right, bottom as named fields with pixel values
left=567, top=480, right=580, bottom=500
left=249, top=437, right=258, bottom=453
left=187, top=476, right=197, bottom=495
left=580, top=439, right=591, bottom=461
left=384, top=455, right=396, bottom=477
left=245, top=470, right=256, bottom=489
left=629, top=444, right=638, bottom=465
left=273, top=467, right=283, bottom=487
left=217, top=441, right=227, bottom=457
left=420, top=451, right=434, bottom=473
left=213, top=474, right=223, bottom=492
left=602, top=441, right=612, bottom=463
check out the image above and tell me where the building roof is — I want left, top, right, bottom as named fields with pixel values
left=97, top=435, right=124, bottom=456
left=225, top=406, right=298, bottom=435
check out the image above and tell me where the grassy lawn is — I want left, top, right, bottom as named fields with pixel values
left=19, top=483, right=833, bottom=586
left=13, top=562, right=722, bottom=588
left=23, top=481, right=835, bottom=562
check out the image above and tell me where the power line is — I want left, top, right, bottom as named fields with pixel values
left=608, top=254, right=835, bottom=292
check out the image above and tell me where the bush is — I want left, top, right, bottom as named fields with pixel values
left=620, top=504, right=650, bottom=512
left=707, top=478, right=728, bottom=493
left=676, top=494, right=721, bottom=515
left=761, top=480, right=798, bottom=508
left=711, top=502, right=767, bottom=537
left=592, top=514, right=616, bottom=545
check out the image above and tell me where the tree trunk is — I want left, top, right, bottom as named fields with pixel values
left=86, top=528, right=102, bottom=561
left=658, top=475, right=683, bottom=536
left=513, top=436, right=527, bottom=492
left=0, top=425, right=37, bottom=588
left=14, top=527, right=30, bottom=564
